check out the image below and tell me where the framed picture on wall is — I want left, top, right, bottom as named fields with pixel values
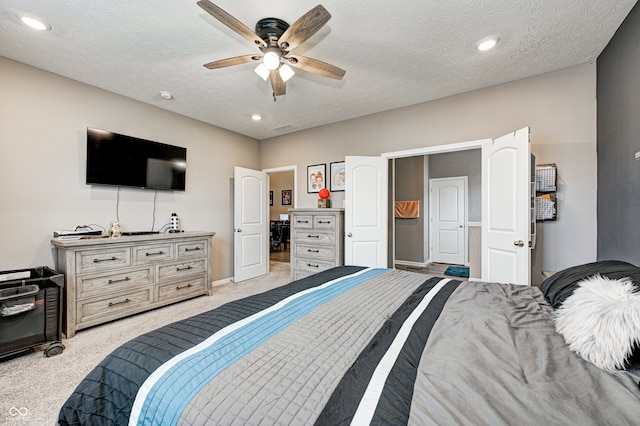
left=330, top=161, right=345, bottom=192
left=269, top=190, right=273, bottom=206
left=282, top=189, right=292, bottom=205
left=307, top=163, right=326, bottom=193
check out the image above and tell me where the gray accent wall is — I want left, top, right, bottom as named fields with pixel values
left=394, top=156, right=426, bottom=263
left=597, top=2, right=640, bottom=265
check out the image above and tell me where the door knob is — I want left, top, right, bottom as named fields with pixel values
left=513, top=240, right=524, bottom=247
left=235, top=228, right=242, bottom=233
left=346, top=232, right=352, bottom=237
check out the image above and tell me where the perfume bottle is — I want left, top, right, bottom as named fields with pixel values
left=109, top=221, right=122, bottom=238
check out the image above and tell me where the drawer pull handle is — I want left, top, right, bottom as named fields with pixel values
left=318, top=220, right=331, bottom=224
left=93, top=256, right=118, bottom=263
left=307, top=249, right=320, bottom=253
left=307, top=263, right=320, bottom=268
left=145, top=251, right=165, bottom=256
left=108, top=277, right=131, bottom=284
left=307, top=234, right=320, bottom=239
left=176, top=283, right=193, bottom=290
left=177, top=265, right=193, bottom=271
left=297, top=220, right=309, bottom=224
left=108, top=298, right=131, bottom=307
left=185, top=247, right=201, bottom=252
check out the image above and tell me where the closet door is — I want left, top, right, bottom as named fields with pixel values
left=482, top=127, right=531, bottom=285
left=344, top=156, right=388, bottom=268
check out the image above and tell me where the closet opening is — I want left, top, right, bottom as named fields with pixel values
left=388, top=147, right=482, bottom=280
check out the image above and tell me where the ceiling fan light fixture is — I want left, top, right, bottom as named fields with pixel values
left=254, top=64, right=270, bottom=81
left=476, top=35, right=500, bottom=51
left=279, top=64, right=295, bottom=82
left=263, top=51, right=280, bottom=70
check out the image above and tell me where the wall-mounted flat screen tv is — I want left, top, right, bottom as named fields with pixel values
left=86, top=128, right=187, bottom=191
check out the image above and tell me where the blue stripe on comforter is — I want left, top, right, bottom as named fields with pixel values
left=131, top=267, right=387, bottom=426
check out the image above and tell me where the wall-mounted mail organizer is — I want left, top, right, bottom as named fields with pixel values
left=535, top=163, right=557, bottom=221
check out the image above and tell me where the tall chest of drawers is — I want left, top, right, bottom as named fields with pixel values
left=52, top=231, right=214, bottom=337
left=289, top=208, right=344, bottom=280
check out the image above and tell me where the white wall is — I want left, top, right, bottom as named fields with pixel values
left=260, top=63, right=598, bottom=284
left=0, top=57, right=259, bottom=280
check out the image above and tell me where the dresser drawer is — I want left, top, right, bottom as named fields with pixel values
left=76, top=247, right=131, bottom=274
left=133, top=243, right=173, bottom=264
left=292, top=215, right=313, bottom=228
left=157, top=259, right=206, bottom=281
left=294, top=230, right=336, bottom=245
left=76, top=267, right=152, bottom=299
left=157, top=276, right=207, bottom=303
left=314, top=215, right=336, bottom=230
left=176, top=240, right=207, bottom=259
left=294, top=258, right=336, bottom=274
left=76, top=286, right=153, bottom=326
left=295, top=244, right=335, bottom=261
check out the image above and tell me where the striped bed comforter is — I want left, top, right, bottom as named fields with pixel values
left=58, top=266, right=640, bottom=425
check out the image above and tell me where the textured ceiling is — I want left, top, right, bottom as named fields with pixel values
left=0, top=0, right=636, bottom=140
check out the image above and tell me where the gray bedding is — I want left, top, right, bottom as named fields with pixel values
left=58, top=266, right=640, bottom=425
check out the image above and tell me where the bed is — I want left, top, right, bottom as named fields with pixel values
left=58, top=263, right=640, bottom=425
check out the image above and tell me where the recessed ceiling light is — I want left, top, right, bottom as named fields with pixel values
left=159, top=91, right=173, bottom=100
left=476, top=35, right=500, bottom=51
left=251, top=114, right=262, bottom=121
left=17, top=13, right=52, bottom=31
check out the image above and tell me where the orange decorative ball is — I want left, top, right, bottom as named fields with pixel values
left=319, top=188, right=330, bottom=199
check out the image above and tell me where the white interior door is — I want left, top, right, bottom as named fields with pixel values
left=430, top=177, right=466, bottom=265
left=345, top=156, right=388, bottom=267
left=482, top=127, right=531, bottom=285
left=234, top=166, right=268, bottom=282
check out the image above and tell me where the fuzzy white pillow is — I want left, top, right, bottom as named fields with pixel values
left=554, top=274, right=640, bottom=373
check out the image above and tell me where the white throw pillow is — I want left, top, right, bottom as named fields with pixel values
left=554, top=274, right=640, bottom=373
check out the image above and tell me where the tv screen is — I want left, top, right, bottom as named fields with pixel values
left=86, top=128, right=187, bottom=191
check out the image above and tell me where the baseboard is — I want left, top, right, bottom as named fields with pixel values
left=394, top=260, right=429, bottom=268
left=211, top=277, right=233, bottom=287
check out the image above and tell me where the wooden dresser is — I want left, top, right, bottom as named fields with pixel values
left=289, top=208, right=344, bottom=280
left=52, top=231, right=214, bottom=337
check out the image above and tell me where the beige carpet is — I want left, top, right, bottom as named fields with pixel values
left=0, top=261, right=291, bottom=425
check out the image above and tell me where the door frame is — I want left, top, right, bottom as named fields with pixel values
left=263, top=165, right=298, bottom=208
left=383, top=139, right=488, bottom=269
left=263, top=165, right=298, bottom=274
left=429, top=176, right=468, bottom=265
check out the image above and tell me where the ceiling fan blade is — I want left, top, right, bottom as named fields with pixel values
left=197, top=0, right=266, bottom=49
left=270, top=70, right=286, bottom=96
left=287, top=55, right=346, bottom=80
left=278, top=5, right=331, bottom=51
left=203, top=54, right=261, bottom=70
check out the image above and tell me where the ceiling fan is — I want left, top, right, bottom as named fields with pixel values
left=196, top=0, right=346, bottom=99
